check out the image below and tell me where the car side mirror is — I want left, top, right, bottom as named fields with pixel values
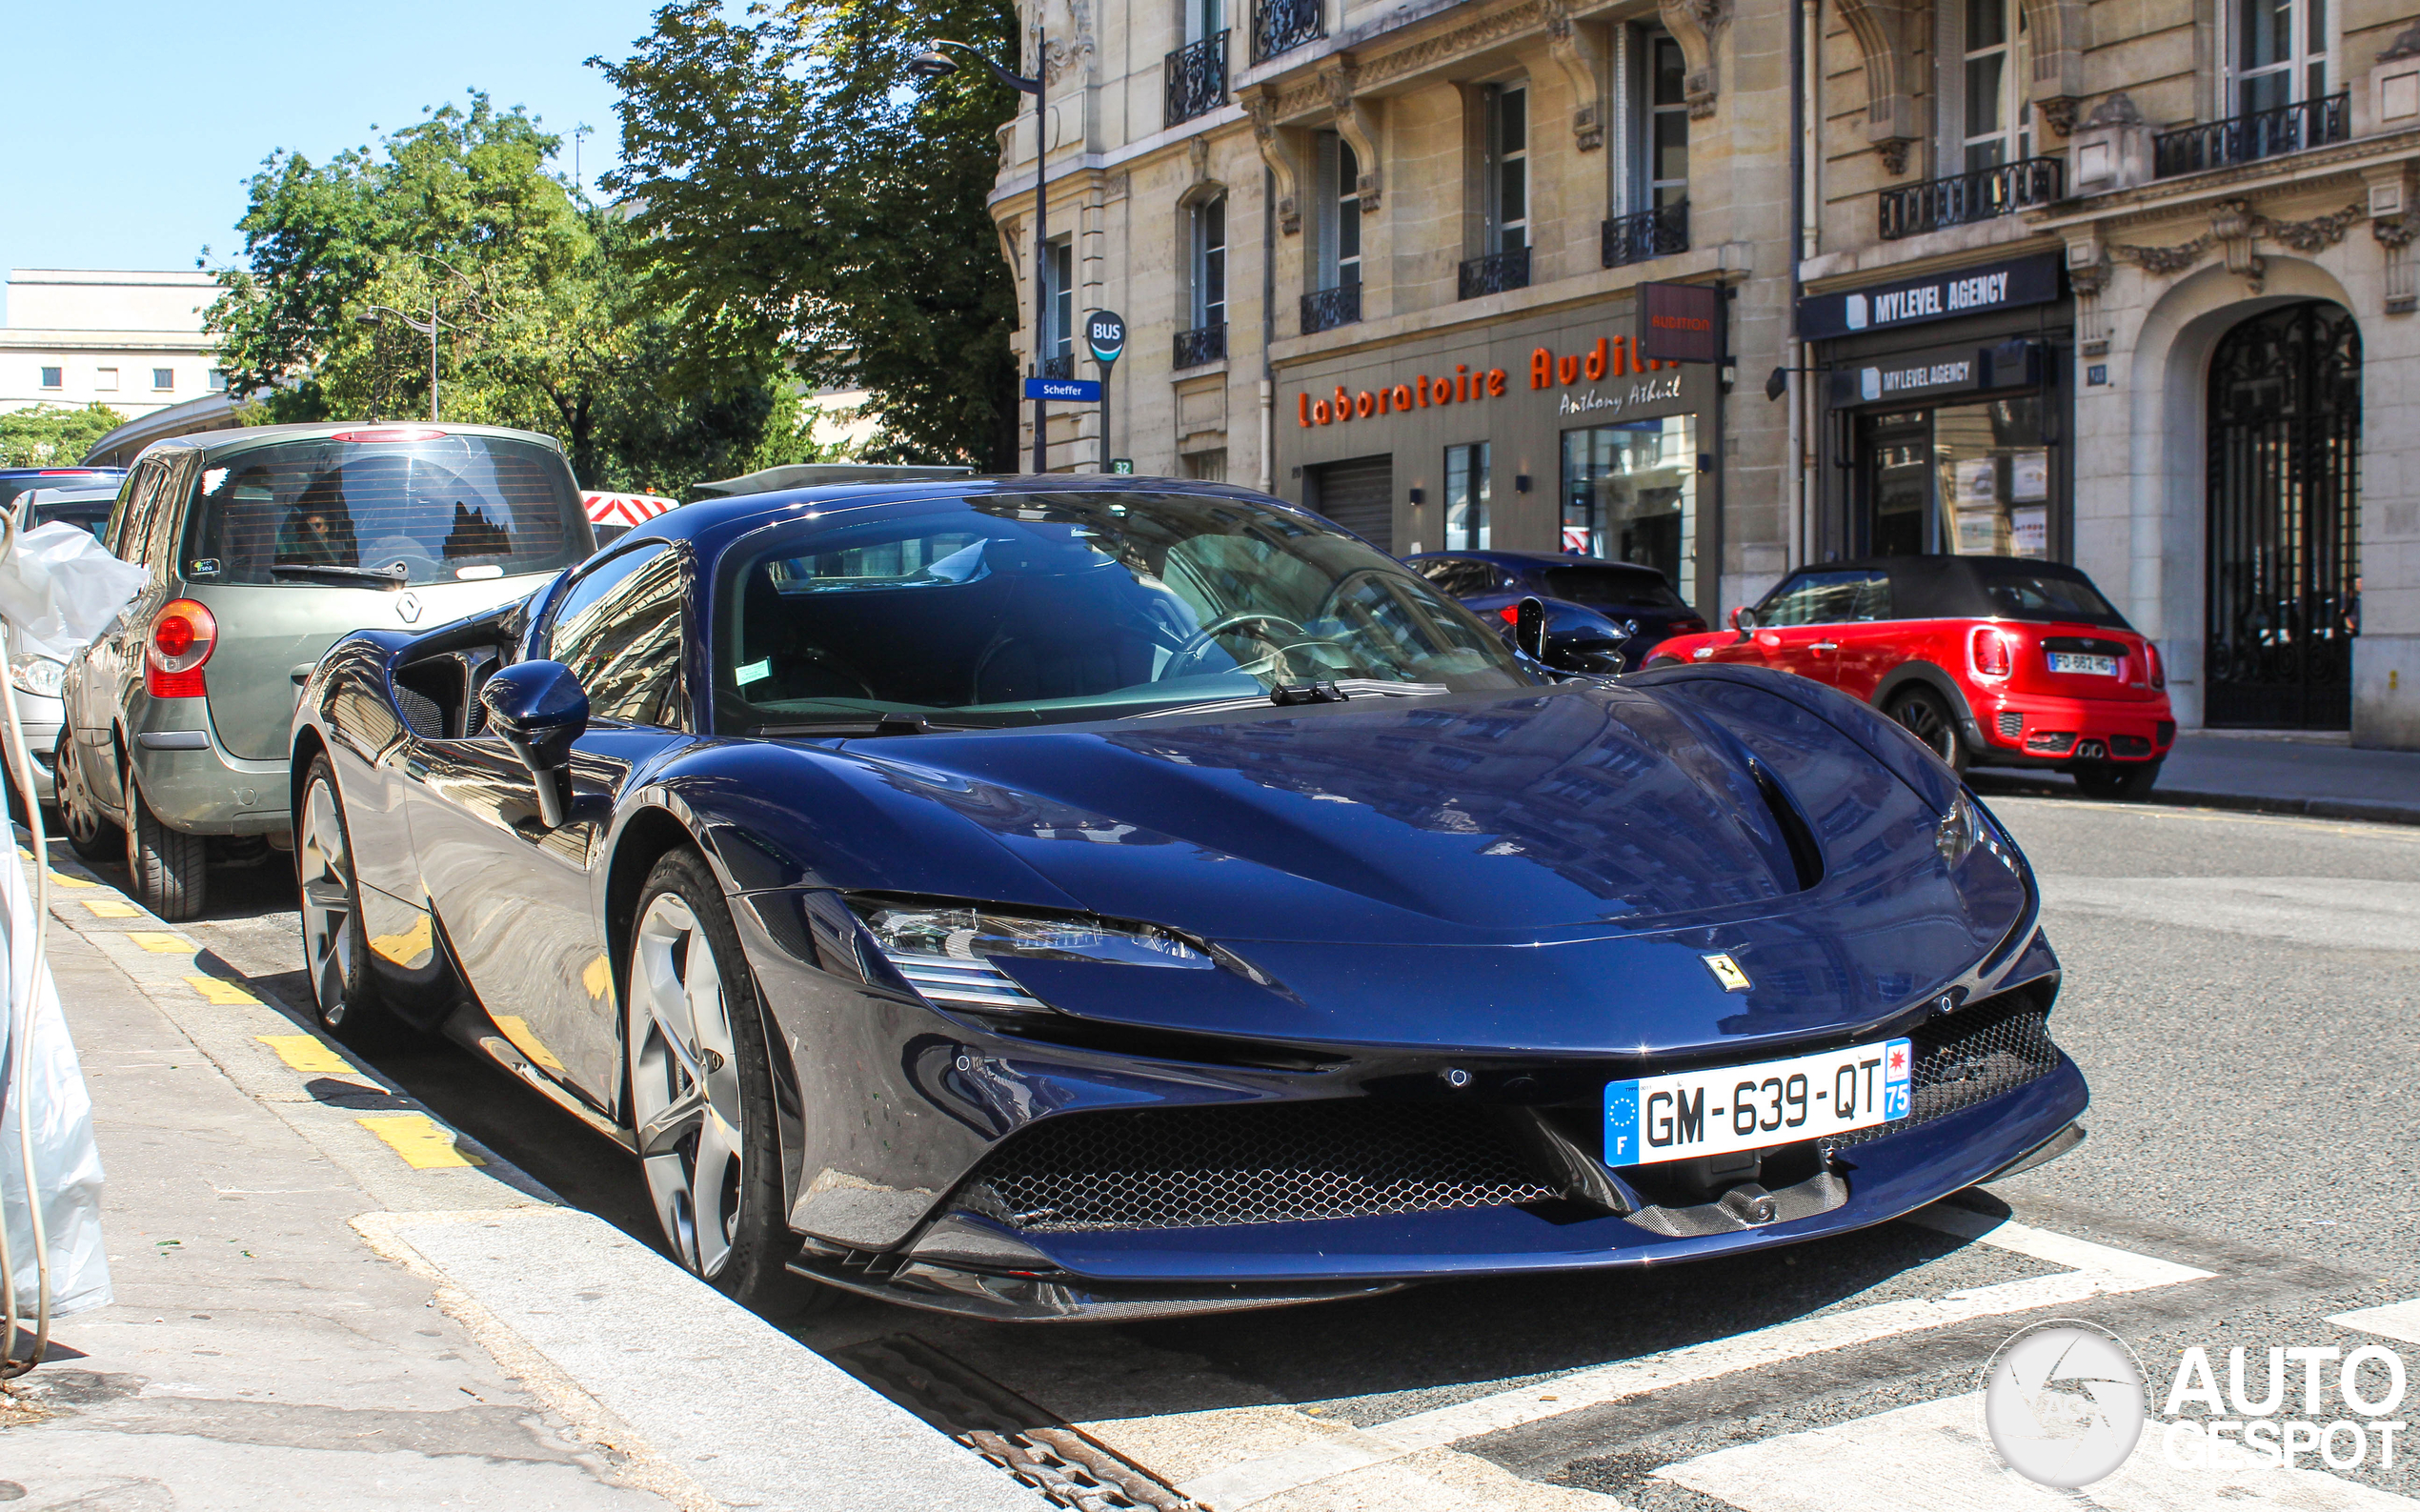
left=479, top=660, right=588, bottom=828
left=1731, top=605, right=1759, bottom=639
left=1515, top=596, right=1548, bottom=662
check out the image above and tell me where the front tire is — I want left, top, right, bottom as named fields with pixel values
left=1887, top=688, right=1970, bottom=775
left=54, top=731, right=118, bottom=862
left=125, top=773, right=206, bottom=920
left=296, top=756, right=394, bottom=1041
left=625, top=849, right=822, bottom=1314
left=2073, top=758, right=2161, bottom=800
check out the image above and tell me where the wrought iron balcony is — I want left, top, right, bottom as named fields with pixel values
left=1165, top=32, right=1229, bottom=127
left=1458, top=246, right=1531, bottom=300
left=1174, top=322, right=1227, bottom=369
left=1040, top=353, right=1075, bottom=379
left=1252, top=0, right=1324, bottom=63
left=1602, top=200, right=1689, bottom=268
left=2153, top=92, right=2349, bottom=178
left=1300, top=282, right=1361, bottom=335
left=1879, top=157, right=2065, bottom=240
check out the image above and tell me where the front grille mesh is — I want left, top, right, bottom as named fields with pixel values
left=968, top=1101, right=1559, bottom=1233
left=393, top=684, right=444, bottom=739
left=1825, top=993, right=2061, bottom=1152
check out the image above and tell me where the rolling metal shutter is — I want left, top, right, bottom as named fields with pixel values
left=1310, top=454, right=1394, bottom=554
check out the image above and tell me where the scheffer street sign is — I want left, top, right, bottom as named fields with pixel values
left=1026, top=376, right=1102, bottom=402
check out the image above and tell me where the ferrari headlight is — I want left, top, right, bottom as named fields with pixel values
left=1936, top=790, right=1979, bottom=865
left=9, top=655, right=64, bottom=699
left=847, top=897, right=1211, bottom=1011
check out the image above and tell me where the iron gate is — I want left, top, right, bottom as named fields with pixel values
left=2205, top=301, right=2363, bottom=729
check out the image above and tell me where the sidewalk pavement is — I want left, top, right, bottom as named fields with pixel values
left=0, top=849, right=1045, bottom=1512
left=1970, top=731, right=2420, bottom=825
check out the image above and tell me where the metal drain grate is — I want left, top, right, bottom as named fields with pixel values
left=832, top=1335, right=1201, bottom=1511
left=966, top=1099, right=1560, bottom=1232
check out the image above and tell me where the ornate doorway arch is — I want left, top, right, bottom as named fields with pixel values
left=2205, top=300, right=2362, bottom=730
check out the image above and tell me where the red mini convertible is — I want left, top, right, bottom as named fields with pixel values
left=1645, top=554, right=2175, bottom=797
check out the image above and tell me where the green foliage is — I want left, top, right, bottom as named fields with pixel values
left=598, top=0, right=1020, bottom=469
left=0, top=404, right=127, bottom=468
left=204, top=94, right=808, bottom=496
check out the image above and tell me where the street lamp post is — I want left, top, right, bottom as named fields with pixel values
left=353, top=299, right=445, bottom=422
left=911, top=35, right=1050, bottom=474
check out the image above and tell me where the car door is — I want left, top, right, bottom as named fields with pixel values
left=1715, top=572, right=1850, bottom=675
left=1820, top=571, right=1903, bottom=700
left=402, top=542, right=695, bottom=1114
left=79, top=455, right=180, bottom=816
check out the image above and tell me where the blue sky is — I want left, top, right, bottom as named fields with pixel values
left=6, top=1, right=668, bottom=320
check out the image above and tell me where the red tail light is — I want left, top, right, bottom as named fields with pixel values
left=2144, top=641, right=2166, bottom=689
left=332, top=427, right=447, bottom=443
left=1968, top=626, right=2014, bottom=679
left=146, top=598, right=217, bottom=698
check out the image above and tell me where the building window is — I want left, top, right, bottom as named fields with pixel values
left=1563, top=416, right=1701, bottom=606
left=1485, top=86, right=1529, bottom=252
left=1957, top=0, right=2029, bottom=172
left=1444, top=443, right=1491, bottom=550
left=208, top=370, right=229, bottom=393
left=39, top=367, right=62, bottom=390
left=152, top=368, right=174, bottom=391
left=1316, top=132, right=1361, bottom=292
left=94, top=368, right=119, bottom=393
left=1192, top=196, right=1227, bottom=332
left=1184, top=449, right=1228, bottom=482
left=1041, top=238, right=1074, bottom=377
left=1644, top=35, right=1689, bottom=206
left=2232, top=0, right=2329, bottom=116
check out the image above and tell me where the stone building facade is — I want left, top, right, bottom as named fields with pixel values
left=987, top=0, right=2420, bottom=742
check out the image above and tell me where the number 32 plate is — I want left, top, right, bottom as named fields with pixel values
left=1604, top=1038, right=1912, bottom=1167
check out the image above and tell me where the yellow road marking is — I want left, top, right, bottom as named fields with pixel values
left=81, top=899, right=141, bottom=918
left=129, top=932, right=192, bottom=954
left=47, top=871, right=94, bottom=888
left=356, top=1114, right=484, bottom=1169
left=255, top=1035, right=357, bottom=1076
left=184, top=975, right=261, bottom=1006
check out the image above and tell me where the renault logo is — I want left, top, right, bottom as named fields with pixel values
left=396, top=592, right=423, bottom=624
left=1701, top=953, right=1752, bottom=992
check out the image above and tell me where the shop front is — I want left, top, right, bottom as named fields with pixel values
left=1804, top=252, right=2073, bottom=568
left=1278, top=297, right=1723, bottom=611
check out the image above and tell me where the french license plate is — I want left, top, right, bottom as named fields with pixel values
left=2047, top=651, right=2119, bottom=676
left=1604, top=1038, right=1912, bottom=1167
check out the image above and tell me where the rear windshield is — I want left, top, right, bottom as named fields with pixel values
left=1543, top=565, right=1688, bottom=611
left=1972, top=566, right=2128, bottom=627
left=177, top=433, right=589, bottom=588
left=0, top=473, right=118, bottom=514
left=24, top=492, right=116, bottom=542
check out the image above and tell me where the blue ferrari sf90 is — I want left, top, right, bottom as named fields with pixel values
left=290, top=477, right=2085, bottom=1320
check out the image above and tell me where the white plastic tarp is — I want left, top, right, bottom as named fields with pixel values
left=2, top=521, right=145, bottom=1318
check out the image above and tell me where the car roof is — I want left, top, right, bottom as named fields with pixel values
left=1789, top=554, right=2102, bottom=587
left=1408, top=550, right=1666, bottom=575
left=613, top=474, right=1325, bottom=555
left=131, top=421, right=566, bottom=466
left=0, top=466, right=123, bottom=479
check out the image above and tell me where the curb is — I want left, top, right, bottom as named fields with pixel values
left=1964, top=776, right=2420, bottom=828
left=23, top=832, right=1048, bottom=1512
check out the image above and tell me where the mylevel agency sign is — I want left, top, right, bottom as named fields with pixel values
left=1798, top=252, right=2061, bottom=340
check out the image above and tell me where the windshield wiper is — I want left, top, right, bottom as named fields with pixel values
left=752, top=714, right=989, bottom=738
left=270, top=561, right=409, bottom=587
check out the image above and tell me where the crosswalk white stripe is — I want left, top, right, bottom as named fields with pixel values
left=1903, top=1206, right=2216, bottom=1286
left=1658, top=1391, right=2420, bottom=1511
left=2329, top=1299, right=2420, bottom=1346
left=1177, top=1211, right=2216, bottom=1509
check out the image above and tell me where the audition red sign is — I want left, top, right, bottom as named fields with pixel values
left=1639, top=282, right=1723, bottom=364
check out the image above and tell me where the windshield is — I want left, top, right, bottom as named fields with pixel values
left=176, top=433, right=590, bottom=587
left=1976, top=567, right=2127, bottom=627
left=714, top=492, right=1546, bottom=731
left=1543, top=565, right=1688, bottom=612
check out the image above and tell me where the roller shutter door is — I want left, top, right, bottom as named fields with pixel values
left=1309, top=454, right=1394, bottom=554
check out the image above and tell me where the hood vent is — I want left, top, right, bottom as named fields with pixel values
left=1748, top=760, right=1825, bottom=893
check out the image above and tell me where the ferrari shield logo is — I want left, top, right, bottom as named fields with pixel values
left=1701, top=953, right=1752, bottom=992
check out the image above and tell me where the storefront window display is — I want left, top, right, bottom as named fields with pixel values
left=1853, top=396, right=2050, bottom=559
left=1444, top=442, right=1491, bottom=549
left=1561, top=415, right=1699, bottom=603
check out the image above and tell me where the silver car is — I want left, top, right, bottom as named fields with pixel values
left=55, top=422, right=595, bottom=918
left=3, top=483, right=119, bottom=803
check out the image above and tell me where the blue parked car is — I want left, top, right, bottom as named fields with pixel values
left=290, top=477, right=2084, bottom=1320
left=0, top=466, right=124, bottom=519
left=1406, top=549, right=1707, bottom=675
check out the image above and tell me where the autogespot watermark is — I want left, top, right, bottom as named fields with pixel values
left=1982, top=1321, right=2410, bottom=1487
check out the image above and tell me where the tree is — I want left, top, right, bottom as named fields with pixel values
left=597, top=0, right=1020, bottom=470
left=0, top=404, right=127, bottom=468
left=203, top=94, right=813, bottom=496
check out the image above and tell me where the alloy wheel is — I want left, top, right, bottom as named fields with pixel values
left=1895, top=696, right=1956, bottom=762
left=56, top=739, right=100, bottom=848
left=297, top=777, right=358, bottom=1026
left=628, top=892, right=747, bottom=1280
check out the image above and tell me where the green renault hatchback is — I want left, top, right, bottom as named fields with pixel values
left=56, top=423, right=595, bottom=918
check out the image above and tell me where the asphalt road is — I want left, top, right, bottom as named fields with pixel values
left=121, top=792, right=2420, bottom=1506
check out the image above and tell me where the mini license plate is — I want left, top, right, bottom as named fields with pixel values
left=1604, top=1038, right=1912, bottom=1167
left=2047, top=651, right=2119, bottom=676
